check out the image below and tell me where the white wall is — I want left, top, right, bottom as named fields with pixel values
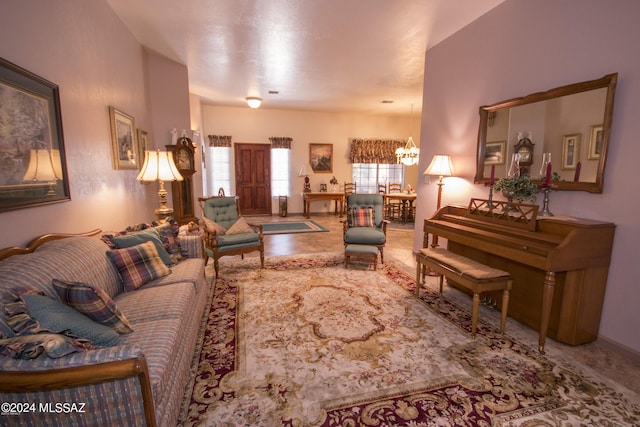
left=0, top=1, right=192, bottom=247
left=200, top=104, right=420, bottom=214
left=414, top=0, right=640, bottom=354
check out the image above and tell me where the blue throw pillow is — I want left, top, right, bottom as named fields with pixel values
left=22, top=294, right=121, bottom=347
left=110, top=227, right=173, bottom=266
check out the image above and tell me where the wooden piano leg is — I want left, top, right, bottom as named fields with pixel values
left=539, top=271, right=556, bottom=353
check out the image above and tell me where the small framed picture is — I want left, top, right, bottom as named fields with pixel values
left=109, top=106, right=138, bottom=170
left=588, top=125, right=603, bottom=160
left=562, top=134, right=581, bottom=170
left=309, top=143, right=333, bottom=173
left=484, top=141, right=506, bottom=165
left=136, top=129, right=149, bottom=171
left=319, top=183, right=327, bottom=192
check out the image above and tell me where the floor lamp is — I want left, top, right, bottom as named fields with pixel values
left=424, top=154, right=454, bottom=247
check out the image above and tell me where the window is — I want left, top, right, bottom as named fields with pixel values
left=208, top=146, right=232, bottom=195
left=271, top=148, right=290, bottom=196
left=352, top=163, right=404, bottom=193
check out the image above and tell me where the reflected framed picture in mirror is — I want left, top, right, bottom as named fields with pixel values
left=562, top=134, right=581, bottom=170
left=484, top=141, right=506, bottom=165
left=589, top=125, right=603, bottom=160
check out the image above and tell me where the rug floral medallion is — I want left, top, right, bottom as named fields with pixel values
left=182, top=254, right=639, bottom=426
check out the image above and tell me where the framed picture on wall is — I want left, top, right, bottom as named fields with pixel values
left=588, top=125, right=603, bottom=160
left=484, top=141, right=506, bottom=165
left=0, top=58, right=71, bottom=212
left=309, top=143, right=333, bottom=173
left=562, top=133, right=581, bottom=170
left=137, top=129, right=149, bottom=171
left=109, top=106, right=138, bottom=170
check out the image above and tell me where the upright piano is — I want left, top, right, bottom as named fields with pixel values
left=423, top=200, right=615, bottom=352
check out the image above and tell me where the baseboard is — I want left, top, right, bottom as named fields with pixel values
left=597, top=335, right=640, bottom=364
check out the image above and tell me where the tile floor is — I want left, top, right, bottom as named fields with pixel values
left=237, top=213, right=640, bottom=394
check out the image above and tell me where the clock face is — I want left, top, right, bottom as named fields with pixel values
left=518, top=147, right=531, bottom=162
left=177, top=149, right=192, bottom=170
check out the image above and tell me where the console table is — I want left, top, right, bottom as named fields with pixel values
left=303, top=192, right=345, bottom=218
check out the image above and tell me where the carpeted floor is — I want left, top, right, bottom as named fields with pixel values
left=180, top=253, right=640, bottom=426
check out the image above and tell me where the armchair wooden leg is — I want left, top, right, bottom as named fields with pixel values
left=214, top=259, right=220, bottom=279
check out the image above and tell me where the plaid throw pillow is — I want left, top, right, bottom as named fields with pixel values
left=53, top=279, right=133, bottom=334
left=106, top=241, right=171, bottom=292
left=349, top=206, right=375, bottom=227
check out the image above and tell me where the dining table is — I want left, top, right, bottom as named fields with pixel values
left=384, top=192, right=417, bottom=223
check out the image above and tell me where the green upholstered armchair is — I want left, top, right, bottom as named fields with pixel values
left=198, top=196, right=264, bottom=278
left=342, top=194, right=388, bottom=263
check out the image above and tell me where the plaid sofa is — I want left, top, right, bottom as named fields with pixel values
left=0, top=227, right=208, bottom=426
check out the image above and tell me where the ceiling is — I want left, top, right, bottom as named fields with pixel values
left=106, top=0, right=505, bottom=115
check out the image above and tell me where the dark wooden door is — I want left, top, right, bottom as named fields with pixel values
left=234, top=143, right=271, bottom=215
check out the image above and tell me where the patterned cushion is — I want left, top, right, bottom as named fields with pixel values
left=349, top=206, right=375, bottom=227
left=155, top=220, right=188, bottom=262
left=23, top=294, right=121, bottom=347
left=226, top=217, right=254, bottom=234
left=202, top=216, right=226, bottom=235
left=52, top=279, right=133, bottom=334
left=109, top=228, right=173, bottom=266
left=107, top=241, right=171, bottom=291
left=1, top=287, right=92, bottom=359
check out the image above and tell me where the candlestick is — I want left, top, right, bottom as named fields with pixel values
left=574, top=161, right=581, bottom=181
left=544, top=162, right=552, bottom=187
left=539, top=187, right=554, bottom=217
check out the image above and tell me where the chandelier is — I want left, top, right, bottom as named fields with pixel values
left=396, top=136, right=420, bottom=166
left=396, top=104, right=420, bottom=166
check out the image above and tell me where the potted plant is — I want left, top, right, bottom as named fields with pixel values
left=493, top=175, right=539, bottom=203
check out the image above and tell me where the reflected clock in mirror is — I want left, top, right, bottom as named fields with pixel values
left=475, top=73, right=617, bottom=193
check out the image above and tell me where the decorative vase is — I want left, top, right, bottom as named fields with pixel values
left=507, top=153, right=521, bottom=178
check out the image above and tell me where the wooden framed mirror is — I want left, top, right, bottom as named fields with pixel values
left=475, top=73, right=617, bottom=193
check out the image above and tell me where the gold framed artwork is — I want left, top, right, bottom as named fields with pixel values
left=109, top=106, right=138, bottom=170
left=0, top=58, right=71, bottom=212
left=561, top=134, right=581, bottom=170
left=309, top=143, right=333, bottom=173
left=136, top=129, right=149, bottom=171
left=484, top=141, right=506, bottom=165
left=588, top=125, right=603, bottom=160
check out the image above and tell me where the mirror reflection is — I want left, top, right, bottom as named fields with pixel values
left=475, top=73, right=617, bottom=193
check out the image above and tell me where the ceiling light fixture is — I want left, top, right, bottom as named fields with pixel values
left=395, top=104, right=420, bottom=166
left=246, top=97, right=262, bottom=108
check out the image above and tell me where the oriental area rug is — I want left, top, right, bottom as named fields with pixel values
left=180, top=254, right=640, bottom=426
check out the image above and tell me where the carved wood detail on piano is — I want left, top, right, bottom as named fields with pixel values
left=424, top=205, right=615, bottom=352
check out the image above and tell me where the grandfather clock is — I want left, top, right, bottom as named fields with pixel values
left=166, top=137, right=197, bottom=224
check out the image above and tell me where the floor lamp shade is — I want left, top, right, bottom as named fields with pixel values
left=424, top=154, right=454, bottom=248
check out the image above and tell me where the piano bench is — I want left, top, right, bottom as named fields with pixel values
left=415, top=247, right=512, bottom=338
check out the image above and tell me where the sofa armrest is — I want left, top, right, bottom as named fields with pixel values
left=0, top=346, right=156, bottom=426
left=178, top=234, right=203, bottom=259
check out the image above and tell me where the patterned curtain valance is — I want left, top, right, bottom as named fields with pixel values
left=269, top=137, right=293, bottom=149
left=207, top=135, right=232, bottom=147
left=349, top=138, right=405, bottom=164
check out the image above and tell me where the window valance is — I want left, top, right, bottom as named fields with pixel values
left=349, top=138, right=405, bottom=164
left=269, top=137, right=293, bottom=149
left=207, top=135, right=232, bottom=147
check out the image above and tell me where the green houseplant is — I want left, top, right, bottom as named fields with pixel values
left=493, top=175, right=539, bottom=203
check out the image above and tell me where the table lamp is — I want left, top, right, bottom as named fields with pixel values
left=137, top=149, right=183, bottom=221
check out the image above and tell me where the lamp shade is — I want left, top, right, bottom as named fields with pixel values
left=246, top=97, right=262, bottom=108
left=298, top=163, right=314, bottom=177
left=23, top=149, right=62, bottom=182
left=137, top=150, right=183, bottom=182
left=424, top=154, right=454, bottom=177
